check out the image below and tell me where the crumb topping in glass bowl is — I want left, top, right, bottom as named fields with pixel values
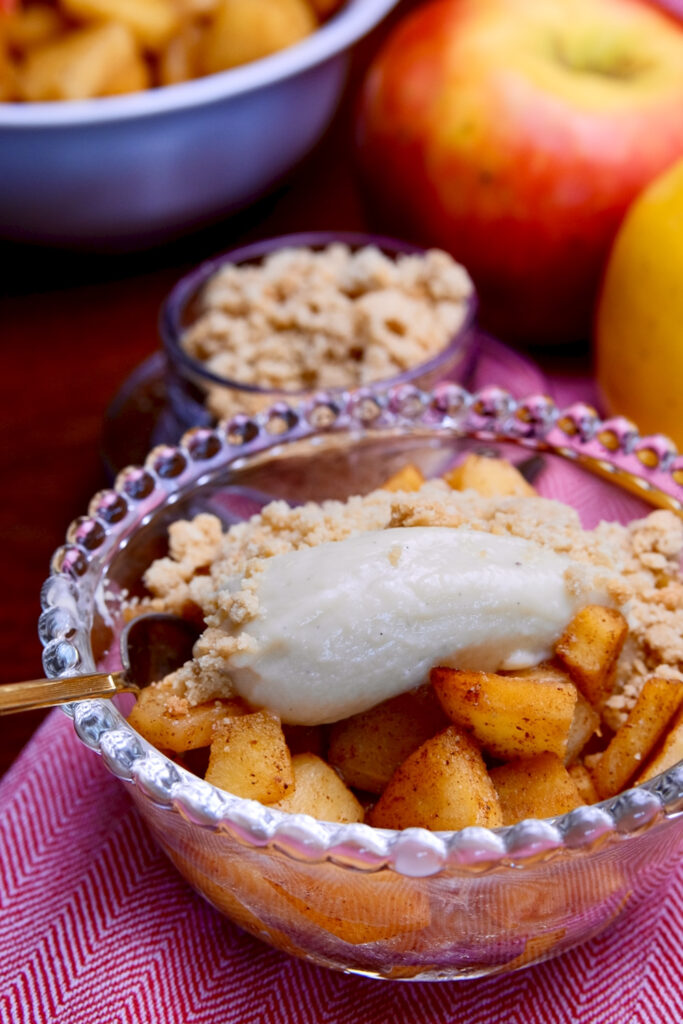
left=181, top=244, right=473, bottom=421
left=161, top=235, right=476, bottom=430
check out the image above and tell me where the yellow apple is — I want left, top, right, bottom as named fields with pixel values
left=595, top=155, right=683, bottom=447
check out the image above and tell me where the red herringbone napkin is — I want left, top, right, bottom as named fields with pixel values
left=2, top=709, right=682, bottom=1024
left=2, top=351, right=681, bottom=1024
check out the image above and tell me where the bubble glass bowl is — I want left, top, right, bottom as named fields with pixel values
left=40, top=383, right=683, bottom=981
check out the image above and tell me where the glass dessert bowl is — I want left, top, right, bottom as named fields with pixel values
left=40, top=383, right=683, bottom=981
left=158, top=231, right=477, bottom=436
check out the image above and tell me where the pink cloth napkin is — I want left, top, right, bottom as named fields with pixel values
left=2, top=344, right=681, bottom=1024
left=2, top=710, right=682, bottom=1024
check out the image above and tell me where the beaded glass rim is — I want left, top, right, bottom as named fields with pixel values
left=40, top=383, right=683, bottom=878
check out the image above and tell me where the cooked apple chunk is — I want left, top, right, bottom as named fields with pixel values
left=568, top=762, right=600, bottom=805
left=368, top=725, right=502, bottom=831
left=381, top=463, right=425, bottom=493
left=635, top=705, right=683, bottom=785
left=592, top=678, right=683, bottom=799
left=443, top=453, right=536, bottom=497
left=128, top=680, right=244, bottom=753
left=17, top=22, right=139, bottom=101
left=490, top=753, right=584, bottom=825
left=431, top=666, right=577, bottom=760
left=271, top=753, right=364, bottom=824
left=554, top=605, right=628, bottom=709
left=205, top=711, right=293, bottom=803
left=564, top=691, right=601, bottom=765
left=328, top=687, right=448, bottom=794
left=61, top=0, right=180, bottom=52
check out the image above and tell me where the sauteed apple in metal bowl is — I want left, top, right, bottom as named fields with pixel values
left=40, top=384, right=683, bottom=980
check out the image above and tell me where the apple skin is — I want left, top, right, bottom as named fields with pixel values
left=649, top=0, right=683, bottom=19
left=355, top=0, right=683, bottom=344
left=595, top=156, right=683, bottom=446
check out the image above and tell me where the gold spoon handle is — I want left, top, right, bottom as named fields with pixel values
left=0, top=671, right=138, bottom=715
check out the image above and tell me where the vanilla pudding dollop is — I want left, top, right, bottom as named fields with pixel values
left=221, top=527, right=614, bottom=725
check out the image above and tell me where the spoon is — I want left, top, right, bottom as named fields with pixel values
left=0, top=613, right=201, bottom=715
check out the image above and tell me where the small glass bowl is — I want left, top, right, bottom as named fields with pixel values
left=159, top=231, right=478, bottom=435
left=40, top=384, right=683, bottom=981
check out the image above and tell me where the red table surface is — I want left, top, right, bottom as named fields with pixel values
left=0, top=0, right=591, bottom=778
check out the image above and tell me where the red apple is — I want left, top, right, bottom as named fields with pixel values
left=356, top=0, right=683, bottom=344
